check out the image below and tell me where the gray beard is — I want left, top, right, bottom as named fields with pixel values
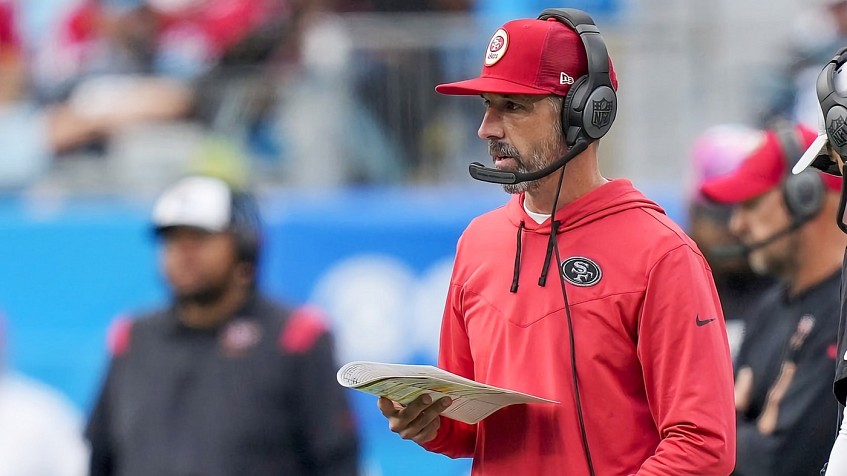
left=503, top=178, right=539, bottom=195
left=501, top=148, right=562, bottom=195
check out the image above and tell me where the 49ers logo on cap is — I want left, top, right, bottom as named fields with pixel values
left=485, top=29, right=508, bottom=66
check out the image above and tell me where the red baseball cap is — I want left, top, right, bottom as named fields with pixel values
left=435, top=17, right=617, bottom=96
left=699, top=124, right=841, bottom=204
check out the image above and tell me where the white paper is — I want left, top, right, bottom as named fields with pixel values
left=337, top=361, right=558, bottom=424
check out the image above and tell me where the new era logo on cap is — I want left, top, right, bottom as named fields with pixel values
left=560, top=72, right=574, bottom=85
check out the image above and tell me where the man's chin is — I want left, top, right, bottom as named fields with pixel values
left=503, top=182, right=533, bottom=195
left=174, top=286, right=226, bottom=306
left=747, top=253, right=771, bottom=277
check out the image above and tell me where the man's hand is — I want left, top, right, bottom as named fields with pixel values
left=757, top=361, right=797, bottom=435
left=735, top=366, right=754, bottom=412
left=377, top=394, right=452, bottom=444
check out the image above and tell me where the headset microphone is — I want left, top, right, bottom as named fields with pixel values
left=468, top=139, right=590, bottom=184
left=710, top=220, right=805, bottom=260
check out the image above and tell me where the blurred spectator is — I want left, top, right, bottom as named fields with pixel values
left=758, top=0, right=847, bottom=128
left=0, top=0, right=194, bottom=192
left=685, top=123, right=775, bottom=358
left=0, top=311, right=89, bottom=476
left=33, top=0, right=291, bottom=97
left=699, top=122, right=844, bottom=476
left=258, top=0, right=406, bottom=186
left=330, top=0, right=474, bottom=183
left=0, top=0, right=309, bottom=192
left=85, top=175, right=360, bottom=475
left=335, top=0, right=471, bottom=12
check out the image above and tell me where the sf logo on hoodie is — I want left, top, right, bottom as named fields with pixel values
left=561, top=257, right=602, bottom=287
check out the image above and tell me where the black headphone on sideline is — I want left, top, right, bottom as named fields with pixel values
left=818, top=47, right=847, bottom=159
left=776, top=122, right=826, bottom=223
left=468, top=8, right=617, bottom=185
left=538, top=8, right=618, bottom=148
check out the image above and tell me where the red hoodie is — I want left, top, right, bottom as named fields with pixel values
left=422, top=179, right=736, bottom=475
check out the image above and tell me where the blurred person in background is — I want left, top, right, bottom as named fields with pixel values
left=326, top=0, right=475, bottom=184
left=758, top=0, right=847, bottom=128
left=33, top=0, right=292, bottom=98
left=0, top=0, right=300, bottom=192
left=685, top=124, right=776, bottom=359
left=378, top=9, right=736, bottom=475
left=85, top=175, right=360, bottom=476
left=0, top=311, right=89, bottom=476
left=791, top=47, right=847, bottom=476
left=265, top=0, right=406, bottom=186
left=699, top=122, right=844, bottom=476
left=0, top=0, right=193, bottom=191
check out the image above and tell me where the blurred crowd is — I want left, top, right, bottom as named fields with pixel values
left=2, top=0, right=844, bottom=196
left=0, top=0, right=487, bottom=196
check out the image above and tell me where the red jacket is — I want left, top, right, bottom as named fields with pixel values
left=422, top=179, right=736, bottom=475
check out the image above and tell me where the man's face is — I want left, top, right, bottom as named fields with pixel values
left=477, top=93, right=567, bottom=194
left=688, top=204, right=749, bottom=275
left=728, top=188, right=797, bottom=278
left=159, top=226, right=242, bottom=305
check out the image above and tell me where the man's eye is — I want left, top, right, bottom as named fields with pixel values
left=504, top=101, right=522, bottom=111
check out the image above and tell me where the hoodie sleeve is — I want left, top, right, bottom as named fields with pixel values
left=633, top=245, right=736, bottom=476
left=419, top=281, right=477, bottom=458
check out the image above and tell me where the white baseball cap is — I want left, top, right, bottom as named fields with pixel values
left=152, top=176, right=233, bottom=233
left=793, top=62, right=847, bottom=175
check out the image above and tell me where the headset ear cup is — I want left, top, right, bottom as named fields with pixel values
left=562, top=75, right=589, bottom=147
left=783, top=171, right=825, bottom=222
left=582, top=86, right=617, bottom=140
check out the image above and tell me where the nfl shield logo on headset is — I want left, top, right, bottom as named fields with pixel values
left=829, top=116, right=847, bottom=148
left=591, top=98, right=614, bottom=129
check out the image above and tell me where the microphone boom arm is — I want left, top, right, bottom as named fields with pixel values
left=469, top=139, right=590, bottom=185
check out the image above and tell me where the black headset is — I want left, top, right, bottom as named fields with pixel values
left=775, top=122, right=826, bottom=223
left=817, top=47, right=847, bottom=159
left=528, top=12, right=613, bottom=476
left=537, top=8, right=618, bottom=148
left=468, top=8, right=617, bottom=185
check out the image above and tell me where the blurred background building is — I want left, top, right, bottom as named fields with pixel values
left=0, top=0, right=843, bottom=475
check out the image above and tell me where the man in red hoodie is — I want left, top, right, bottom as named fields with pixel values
left=377, top=8, right=737, bottom=476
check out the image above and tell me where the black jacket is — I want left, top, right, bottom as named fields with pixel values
left=733, top=272, right=841, bottom=476
left=85, top=293, right=360, bottom=476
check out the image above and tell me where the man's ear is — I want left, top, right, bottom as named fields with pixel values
left=235, top=260, right=256, bottom=287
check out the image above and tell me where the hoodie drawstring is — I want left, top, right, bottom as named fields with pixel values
left=510, top=221, right=525, bottom=293
left=538, top=220, right=560, bottom=287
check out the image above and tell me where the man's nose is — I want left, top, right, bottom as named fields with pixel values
left=478, top=109, right=504, bottom=140
left=728, top=207, right=746, bottom=238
